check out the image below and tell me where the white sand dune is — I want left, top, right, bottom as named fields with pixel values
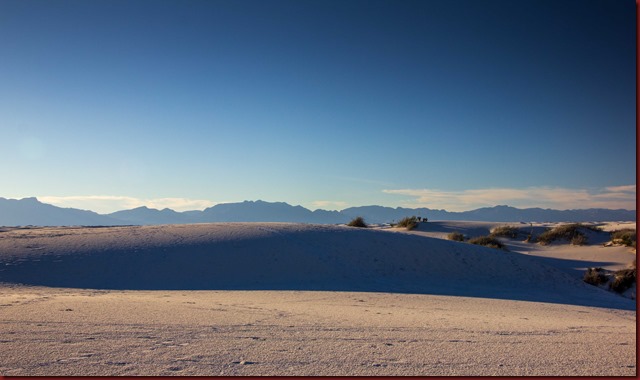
left=0, top=222, right=633, bottom=309
left=0, top=222, right=635, bottom=376
left=394, top=220, right=636, bottom=277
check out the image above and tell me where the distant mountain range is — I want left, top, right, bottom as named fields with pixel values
left=0, top=197, right=635, bottom=227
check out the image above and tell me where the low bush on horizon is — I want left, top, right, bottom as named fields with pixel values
left=447, top=232, right=465, bottom=242
left=489, top=225, right=520, bottom=239
left=468, top=236, right=507, bottom=250
left=396, top=216, right=419, bottom=231
left=611, top=229, right=636, bottom=248
left=583, top=267, right=608, bottom=286
left=347, top=216, right=367, bottom=228
left=537, top=223, right=595, bottom=246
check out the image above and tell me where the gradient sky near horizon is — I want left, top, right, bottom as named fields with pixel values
left=1, top=0, right=636, bottom=213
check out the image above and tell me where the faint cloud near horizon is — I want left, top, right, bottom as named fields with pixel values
left=311, top=200, right=349, bottom=211
left=383, top=185, right=637, bottom=211
left=39, top=196, right=216, bottom=214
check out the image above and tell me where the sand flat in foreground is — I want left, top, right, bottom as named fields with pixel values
left=0, top=286, right=635, bottom=376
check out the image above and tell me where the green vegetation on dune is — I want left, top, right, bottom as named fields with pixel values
left=447, top=232, right=465, bottom=242
left=536, top=223, right=600, bottom=246
left=347, top=216, right=367, bottom=228
left=610, top=229, right=636, bottom=248
left=396, top=216, right=419, bottom=231
left=468, top=236, right=507, bottom=250
left=489, top=225, right=520, bottom=239
left=583, top=260, right=636, bottom=295
left=610, top=267, right=636, bottom=293
left=583, top=267, right=608, bottom=286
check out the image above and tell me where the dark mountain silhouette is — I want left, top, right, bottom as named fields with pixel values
left=195, top=200, right=346, bottom=224
left=0, top=197, right=635, bottom=227
left=108, top=206, right=190, bottom=225
left=199, top=200, right=312, bottom=223
left=0, top=197, right=123, bottom=226
left=454, top=205, right=636, bottom=223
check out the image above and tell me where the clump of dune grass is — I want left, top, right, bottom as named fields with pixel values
left=468, top=236, right=506, bottom=250
left=610, top=268, right=636, bottom=293
left=583, top=267, right=608, bottom=286
left=570, top=234, right=588, bottom=246
left=610, top=229, right=636, bottom=248
left=537, top=223, right=595, bottom=245
left=396, top=216, right=419, bottom=231
left=609, top=259, right=636, bottom=294
left=582, top=260, right=636, bottom=297
left=490, top=225, right=520, bottom=239
left=347, top=216, right=367, bottom=228
left=447, top=232, right=465, bottom=242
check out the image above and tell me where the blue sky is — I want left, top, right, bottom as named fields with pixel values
left=1, top=0, right=636, bottom=213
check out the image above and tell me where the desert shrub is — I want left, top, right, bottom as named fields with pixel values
left=447, top=232, right=465, bottom=242
left=571, top=234, right=588, bottom=246
left=468, top=236, right=506, bottom=250
left=537, top=224, right=589, bottom=245
left=396, top=216, right=419, bottom=231
left=611, top=229, right=636, bottom=247
left=490, top=225, right=520, bottom=239
left=583, top=267, right=608, bottom=286
left=610, top=267, right=636, bottom=293
left=347, top=216, right=367, bottom=228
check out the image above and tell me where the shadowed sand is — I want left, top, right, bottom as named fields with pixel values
left=394, top=220, right=636, bottom=282
left=0, top=223, right=633, bottom=309
left=0, top=222, right=635, bottom=375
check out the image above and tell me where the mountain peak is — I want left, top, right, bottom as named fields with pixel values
left=0, top=198, right=635, bottom=226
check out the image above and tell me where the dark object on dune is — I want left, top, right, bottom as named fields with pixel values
left=610, top=268, right=636, bottom=293
left=447, top=232, right=465, bottom=242
left=347, top=216, right=367, bottom=228
left=490, top=225, right=520, bottom=239
left=468, top=236, right=506, bottom=250
left=397, top=216, right=419, bottom=230
left=537, top=224, right=597, bottom=246
left=610, top=229, right=636, bottom=248
left=583, top=267, right=608, bottom=286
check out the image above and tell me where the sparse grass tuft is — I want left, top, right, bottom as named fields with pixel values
left=570, top=234, right=588, bottom=246
left=610, top=267, right=636, bottom=293
left=468, top=236, right=506, bottom=250
left=537, top=223, right=592, bottom=245
left=396, top=216, right=419, bottom=231
left=347, top=216, right=367, bottom=228
left=583, top=267, right=608, bottom=286
left=447, top=232, right=465, bottom=242
left=611, top=229, right=636, bottom=248
left=584, top=260, right=636, bottom=295
left=490, top=225, right=520, bottom=239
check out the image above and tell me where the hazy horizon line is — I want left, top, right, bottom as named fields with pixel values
left=2, top=187, right=636, bottom=215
